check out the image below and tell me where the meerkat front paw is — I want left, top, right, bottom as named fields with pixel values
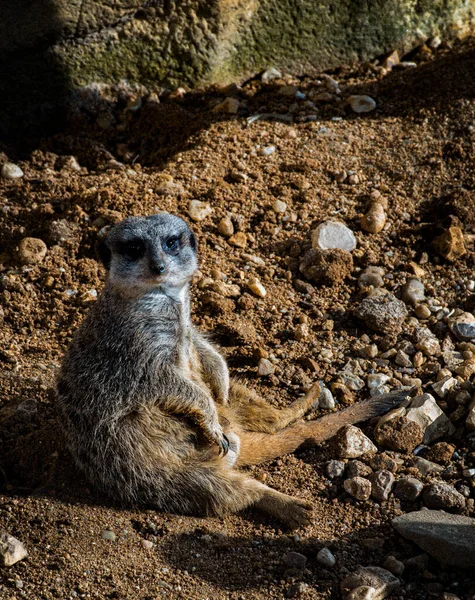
left=201, top=418, right=229, bottom=456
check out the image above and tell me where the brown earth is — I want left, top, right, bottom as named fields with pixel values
left=0, top=38, right=475, bottom=599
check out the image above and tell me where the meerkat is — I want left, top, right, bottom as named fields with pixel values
left=57, top=213, right=409, bottom=527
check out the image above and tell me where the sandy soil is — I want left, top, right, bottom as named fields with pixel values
left=0, top=37, right=474, bottom=599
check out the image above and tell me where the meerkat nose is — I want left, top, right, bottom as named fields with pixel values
left=150, top=260, right=166, bottom=275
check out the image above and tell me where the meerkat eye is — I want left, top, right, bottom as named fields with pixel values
left=164, top=236, right=180, bottom=252
left=118, top=239, right=146, bottom=260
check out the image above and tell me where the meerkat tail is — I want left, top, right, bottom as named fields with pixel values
left=235, top=388, right=413, bottom=467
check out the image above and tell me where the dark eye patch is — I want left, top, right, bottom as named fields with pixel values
left=163, top=235, right=181, bottom=253
left=117, top=238, right=146, bottom=260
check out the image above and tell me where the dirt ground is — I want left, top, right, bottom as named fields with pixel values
left=0, top=36, right=475, bottom=600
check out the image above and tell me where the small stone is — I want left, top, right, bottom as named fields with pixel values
left=355, top=293, right=408, bottom=335
left=316, top=547, right=336, bottom=567
left=319, top=387, right=336, bottom=409
left=248, top=276, right=266, bottom=298
left=326, top=460, right=346, bottom=479
left=218, top=217, right=234, bottom=237
left=48, top=219, right=81, bottom=245
left=282, top=551, right=307, bottom=569
left=228, top=232, right=248, bottom=248
left=272, top=199, right=287, bottom=214
left=392, top=509, right=475, bottom=568
left=341, top=566, right=399, bottom=600
left=1, top=162, right=24, bottom=179
left=360, top=344, right=379, bottom=359
left=261, top=67, right=282, bottom=82
left=348, top=95, right=377, bottom=114
left=18, top=237, right=47, bottom=265
left=415, top=328, right=441, bottom=357
left=411, top=456, right=444, bottom=476
left=394, top=477, right=424, bottom=501
left=395, top=350, right=412, bottom=367
left=361, top=202, right=386, bottom=234
left=382, top=555, right=404, bottom=576
left=431, top=377, right=458, bottom=399
left=347, top=460, right=372, bottom=478
left=433, top=227, right=466, bottom=261
left=334, top=425, right=377, bottom=458
left=311, top=221, right=357, bottom=251
left=299, top=247, right=353, bottom=286
left=358, top=272, right=384, bottom=289
left=294, top=323, right=308, bottom=341
left=212, top=97, right=240, bottom=114
left=383, top=50, right=400, bottom=70
left=449, top=312, right=475, bottom=341
left=369, top=470, right=395, bottom=502
left=367, top=373, right=390, bottom=390
left=346, top=587, right=377, bottom=600
left=405, top=393, right=455, bottom=443
left=0, top=533, right=28, bottom=566
left=466, top=399, right=475, bottom=431
left=423, top=483, right=466, bottom=512
left=258, top=358, right=275, bottom=377
left=188, top=200, right=212, bottom=222
left=374, top=416, right=424, bottom=453
left=414, top=304, right=431, bottom=319
left=425, top=442, right=455, bottom=464
left=344, top=476, right=372, bottom=501
left=370, top=453, right=399, bottom=473
left=402, top=278, right=425, bottom=305
left=141, top=539, right=154, bottom=549
left=102, top=530, right=116, bottom=541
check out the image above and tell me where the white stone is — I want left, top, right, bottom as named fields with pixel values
left=188, top=200, right=212, bottom=222
left=0, top=533, right=28, bottom=566
left=311, top=221, right=357, bottom=252
left=1, top=162, right=24, bottom=179
left=402, top=278, right=425, bottom=305
left=272, top=199, right=287, bottom=214
left=405, top=393, right=455, bottom=443
left=367, top=374, right=390, bottom=390
left=319, top=387, right=336, bottom=409
left=431, top=376, right=458, bottom=398
left=335, top=425, right=377, bottom=458
left=348, top=95, right=377, bottom=114
left=317, top=547, right=336, bottom=567
left=248, top=276, right=266, bottom=298
left=342, top=566, right=399, bottom=600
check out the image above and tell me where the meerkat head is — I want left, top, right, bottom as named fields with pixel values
left=98, top=213, right=198, bottom=296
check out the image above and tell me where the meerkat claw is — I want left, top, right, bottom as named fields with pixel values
left=220, top=434, right=230, bottom=456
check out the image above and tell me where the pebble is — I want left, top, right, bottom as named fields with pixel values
left=355, top=293, right=408, bottom=335
left=319, top=387, right=336, bottom=409
left=282, top=551, right=307, bottom=569
left=248, top=276, right=266, bottom=298
left=341, top=566, right=399, bottom=600
left=405, top=393, right=455, bottom=443
left=0, top=532, right=28, bottom=566
left=258, top=358, right=275, bottom=376
left=358, top=272, right=384, bottom=289
left=1, top=162, right=24, bottom=179
left=425, top=442, right=455, bottom=464
left=360, top=344, right=379, bottom=359
left=395, top=350, right=412, bottom=367
left=374, top=414, right=423, bottom=453
left=228, top=232, right=248, bottom=248
left=433, top=227, right=466, bottom=261
left=299, top=248, right=353, bottom=285
left=344, top=476, right=372, bottom=501
left=18, top=237, right=48, bottom=265
left=347, top=460, right=372, bottom=478
left=382, top=555, right=404, bottom=576
left=141, top=539, right=154, bottom=549
left=410, top=456, right=444, bottom=476
left=449, top=312, right=475, bottom=341
left=326, top=459, right=346, bottom=479
left=102, top=530, right=117, bottom=541
left=348, top=95, right=377, bottom=114
left=218, top=217, right=234, bottom=237
left=368, top=470, right=395, bottom=502
left=212, top=97, right=240, bottom=114
left=188, top=200, right=212, bottom=222
left=367, top=374, right=390, bottom=390
left=414, top=304, right=431, bottom=319
left=261, top=145, right=276, bottom=156
left=261, top=67, right=282, bottom=82
left=415, top=328, right=441, bottom=357
left=402, top=278, right=425, bottom=305
left=394, top=477, right=424, bottom=501
left=393, top=509, right=475, bottom=568
left=423, top=482, right=466, bottom=512
left=311, top=221, right=357, bottom=251
left=334, top=425, right=377, bottom=458
left=431, top=376, right=458, bottom=399
left=316, top=547, right=336, bottom=567
left=361, top=201, right=386, bottom=234
left=272, top=199, right=287, bottom=214
left=466, top=399, right=475, bottom=431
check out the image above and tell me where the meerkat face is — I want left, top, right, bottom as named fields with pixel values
left=99, top=214, right=198, bottom=295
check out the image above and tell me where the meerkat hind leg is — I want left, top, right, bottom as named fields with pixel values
left=235, top=388, right=412, bottom=467
left=228, top=382, right=321, bottom=434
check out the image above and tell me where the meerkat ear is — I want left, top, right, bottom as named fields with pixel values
left=97, top=238, right=112, bottom=269
left=189, top=231, right=197, bottom=252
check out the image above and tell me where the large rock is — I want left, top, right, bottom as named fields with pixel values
left=392, top=510, right=475, bottom=568
left=2, top=1, right=475, bottom=134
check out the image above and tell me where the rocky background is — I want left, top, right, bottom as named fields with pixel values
left=0, top=12, right=475, bottom=600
